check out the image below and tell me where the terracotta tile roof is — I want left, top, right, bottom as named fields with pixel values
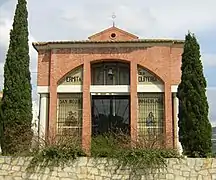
left=32, top=39, right=184, bottom=47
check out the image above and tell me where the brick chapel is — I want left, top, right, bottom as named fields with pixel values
left=33, top=25, right=184, bottom=152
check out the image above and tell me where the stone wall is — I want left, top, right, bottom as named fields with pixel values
left=0, top=157, right=215, bottom=180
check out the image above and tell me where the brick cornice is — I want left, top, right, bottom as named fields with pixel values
left=33, top=40, right=184, bottom=52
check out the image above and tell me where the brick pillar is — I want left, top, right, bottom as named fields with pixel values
left=82, top=60, right=91, bottom=154
left=130, top=61, right=138, bottom=144
left=48, top=50, right=57, bottom=142
left=164, top=83, right=173, bottom=148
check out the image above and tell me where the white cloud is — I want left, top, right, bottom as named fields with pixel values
left=0, top=19, right=11, bottom=48
left=0, top=13, right=37, bottom=65
left=202, top=54, right=216, bottom=67
left=57, top=0, right=216, bottom=39
left=207, top=88, right=216, bottom=127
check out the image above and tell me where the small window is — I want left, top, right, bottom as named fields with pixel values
left=110, top=33, right=116, bottom=39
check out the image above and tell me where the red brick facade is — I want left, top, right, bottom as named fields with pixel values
left=33, top=26, right=184, bottom=151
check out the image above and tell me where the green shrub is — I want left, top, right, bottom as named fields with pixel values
left=91, top=133, right=122, bottom=157
left=91, top=133, right=180, bottom=172
left=27, top=135, right=85, bottom=172
left=28, top=132, right=181, bottom=173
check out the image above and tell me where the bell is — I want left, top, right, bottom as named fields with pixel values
left=108, top=68, right=113, bottom=76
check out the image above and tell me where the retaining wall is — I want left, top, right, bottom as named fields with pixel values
left=0, top=157, right=215, bottom=180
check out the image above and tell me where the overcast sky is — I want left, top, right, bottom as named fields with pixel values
left=0, top=0, right=215, bottom=126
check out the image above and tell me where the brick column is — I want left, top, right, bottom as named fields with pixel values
left=164, top=83, right=173, bottom=148
left=130, top=61, right=138, bottom=144
left=48, top=50, right=57, bottom=142
left=82, top=60, right=91, bottom=153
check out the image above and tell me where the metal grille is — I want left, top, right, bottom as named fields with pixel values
left=57, top=93, right=82, bottom=139
left=138, top=93, right=164, bottom=138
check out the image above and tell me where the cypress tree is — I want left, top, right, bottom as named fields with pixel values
left=177, top=32, right=212, bottom=157
left=0, top=0, right=33, bottom=155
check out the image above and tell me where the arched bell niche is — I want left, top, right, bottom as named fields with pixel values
left=91, top=61, right=130, bottom=85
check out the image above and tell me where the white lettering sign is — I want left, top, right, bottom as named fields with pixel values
left=59, top=67, right=83, bottom=85
left=137, top=67, right=161, bottom=85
